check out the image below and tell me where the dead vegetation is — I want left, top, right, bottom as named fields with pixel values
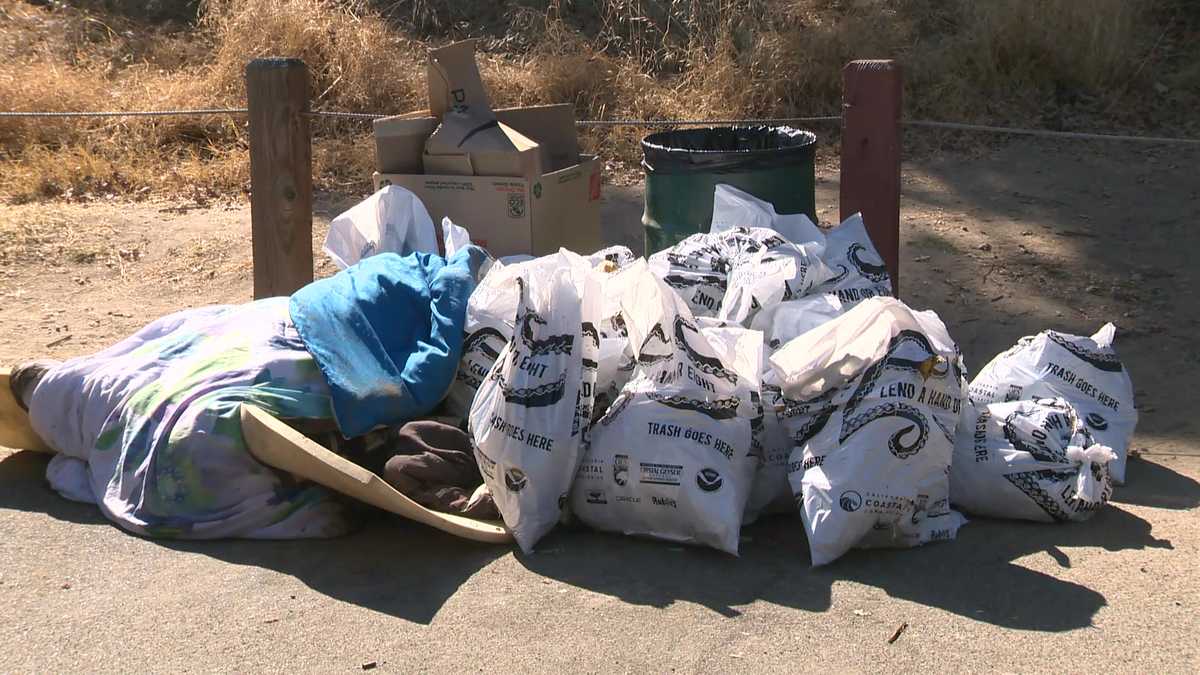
left=0, top=0, right=1196, bottom=203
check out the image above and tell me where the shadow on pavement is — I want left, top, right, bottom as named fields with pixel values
left=0, top=450, right=504, bottom=625
left=159, top=515, right=506, bottom=624
left=524, top=498, right=1171, bottom=631
left=1111, top=456, right=1200, bottom=510
left=0, top=449, right=1183, bottom=629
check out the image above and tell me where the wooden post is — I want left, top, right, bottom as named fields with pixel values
left=246, top=58, right=313, bottom=299
left=840, top=60, right=902, bottom=295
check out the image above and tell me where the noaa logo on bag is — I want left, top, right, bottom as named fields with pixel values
left=839, top=490, right=863, bottom=512
left=613, top=454, right=629, bottom=486
left=696, top=468, right=722, bottom=492
left=1085, top=412, right=1108, bottom=431
left=504, top=467, right=528, bottom=492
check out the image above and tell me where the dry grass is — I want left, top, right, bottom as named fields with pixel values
left=0, top=0, right=1194, bottom=202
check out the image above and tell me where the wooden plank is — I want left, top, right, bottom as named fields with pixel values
left=840, top=59, right=902, bottom=296
left=246, top=58, right=314, bottom=299
left=239, top=405, right=513, bottom=544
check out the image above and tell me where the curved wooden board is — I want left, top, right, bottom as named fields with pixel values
left=239, top=404, right=512, bottom=545
left=0, top=367, right=53, bottom=453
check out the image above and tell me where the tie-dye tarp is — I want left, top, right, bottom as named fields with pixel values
left=28, top=298, right=352, bottom=539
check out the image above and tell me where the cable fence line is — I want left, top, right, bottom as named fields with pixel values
left=2, top=106, right=1199, bottom=146
left=904, top=119, right=1200, bottom=146
left=303, top=110, right=383, bottom=120
left=0, top=108, right=247, bottom=118
left=575, top=116, right=842, bottom=126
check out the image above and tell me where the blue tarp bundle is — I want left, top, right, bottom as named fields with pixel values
left=290, top=246, right=488, bottom=437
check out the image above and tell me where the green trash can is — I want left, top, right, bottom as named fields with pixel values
left=641, top=126, right=817, bottom=253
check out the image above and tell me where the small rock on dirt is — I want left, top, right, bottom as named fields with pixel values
left=977, top=243, right=992, bottom=252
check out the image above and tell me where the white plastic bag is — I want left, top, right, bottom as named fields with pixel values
left=812, top=213, right=893, bottom=303
left=750, top=293, right=849, bottom=353
left=469, top=251, right=599, bottom=553
left=742, top=383, right=795, bottom=524
left=649, top=226, right=823, bottom=319
left=967, top=323, right=1136, bottom=484
left=441, top=217, right=472, bottom=258
left=951, top=397, right=1115, bottom=522
left=445, top=259, right=523, bottom=418
left=571, top=266, right=761, bottom=555
left=710, top=184, right=824, bottom=248
left=448, top=250, right=634, bottom=420
left=323, top=185, right=441, bottom=268
left=717, top=239, right=830, bottom=325
left=768, top=297, right=967, bottom=566
left=742, top=294, right=863, bottom=522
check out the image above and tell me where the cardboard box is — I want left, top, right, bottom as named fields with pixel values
left=373, top=112, right=437, bottom=173
left=375, top=154, right=603, bottom=258
left=374, top=104, right=579, bottom=178
left=423, top=119, right=545, bottom=178
left=369, top=39, right=600, bottom=258
left=495, top=104, right=580, bottom=173
left=423, top=40, right=548, bottom=179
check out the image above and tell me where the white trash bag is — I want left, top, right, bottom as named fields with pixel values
left=323, top=185, right=441, bottom=268
left=447, top=249, right=626, bottom=420
left=649, top=226, right=824, bottom=320
left=469, top=251, right=599, bottom=553
left=750, top=293, right=849, bottom=354
left=571, top=266, right=762, bottom=555
left=717, top=237, right=830, bottom=326
left=710, top=184, right=824, bottom=249
left=968, top=323, right=1137, bottom=484
left=591, top=258, right=648, bottom=420
left=951, top=397, right=1116, bottom=522
left=743, top=383, right=796, bottom=524
left=586, top=245, right=638, bottom=270
left=445, top=259, right=525, bottom=418
left=768, top=297, right=967, bottom=566
left=812, top=213, right=893, bottom=303
left=743, top=294, right=873, bottom=522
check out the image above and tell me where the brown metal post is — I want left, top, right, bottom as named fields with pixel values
left=246, top=58, right=313, bottom=299
left=840, top=60, right=902, bottom=296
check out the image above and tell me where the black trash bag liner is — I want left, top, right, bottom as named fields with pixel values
left=641, top=126, right=817, bottom=174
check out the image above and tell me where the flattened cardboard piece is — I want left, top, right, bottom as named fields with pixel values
left=530, top=156, right=603, bottom=254
left=240, top=405, right=512, bottom=544
left=0, top=367, right=53, bottom=453
left=424, top=40, right=549, bottom=178
left=424, top=120, right=544, bottom=178
left=420, top=151, right=476, bottom=176
left=427, top=39, right=492, bottom=118
left=373, top=115, right=437, bottom=173
left=495, top=104, right=580, bottom=173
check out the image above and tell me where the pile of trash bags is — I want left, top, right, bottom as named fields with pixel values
left=330, top=183, right=1138, bottom=565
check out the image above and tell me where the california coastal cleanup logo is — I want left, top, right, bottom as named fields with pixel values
left=839, top=490, right=863, bottom=512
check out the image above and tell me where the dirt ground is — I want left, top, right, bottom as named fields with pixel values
left=1, top=139, right=1198, bottom=671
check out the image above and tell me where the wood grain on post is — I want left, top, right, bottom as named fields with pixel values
left=840, top=59, right=902, bottom=295
left=246, top=58, right=313, bottom=299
